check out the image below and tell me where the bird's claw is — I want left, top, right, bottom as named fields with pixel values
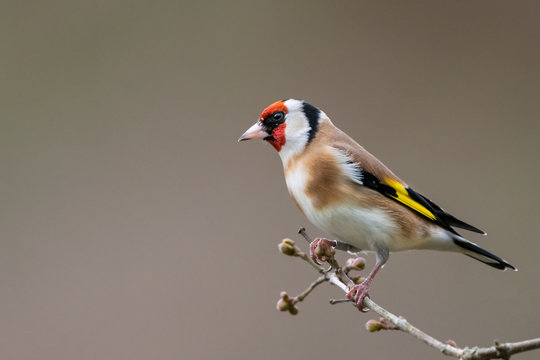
left=347, top=284, right=371, bottom=312
left=309, top=238, right=337, bottom=265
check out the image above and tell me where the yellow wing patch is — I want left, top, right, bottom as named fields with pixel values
left=382, top=179, right=436, bottom=220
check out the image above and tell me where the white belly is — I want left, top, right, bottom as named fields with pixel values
left=285, top=164, right=400, bottom=251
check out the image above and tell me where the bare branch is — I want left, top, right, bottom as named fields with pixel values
left=465, top=338, right=540, bottom=360
left=278, top=231, right=540, bottom=359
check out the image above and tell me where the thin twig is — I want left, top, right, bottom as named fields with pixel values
left=329, top=298, right=353, bottom=305
left=292, top=275, right=327, bottom=304
left=281, top=232, right=540, bottom=359
left=297, top=251, right=325, bottom=273
left=298, top=227, right=311, bottom=244
left=465, top=338, right=540, bottom=360
left=363, top=297, right=462, bottom=357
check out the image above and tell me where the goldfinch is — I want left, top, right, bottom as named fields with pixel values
left=239, top=99, right=515, bottom=310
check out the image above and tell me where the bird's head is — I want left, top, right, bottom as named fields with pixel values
left=238, top=99, right=322, bottom=158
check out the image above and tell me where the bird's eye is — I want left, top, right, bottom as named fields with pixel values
left=272, top=111, right=284, bottom=121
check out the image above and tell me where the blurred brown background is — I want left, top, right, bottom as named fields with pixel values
left=1, top=1, right=539, bottom=359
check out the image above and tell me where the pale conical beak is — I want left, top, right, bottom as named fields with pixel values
left=238, top=122, right=269, bottom=142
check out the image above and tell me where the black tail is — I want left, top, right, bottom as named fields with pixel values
left=453, top=238, right=516, bottom=271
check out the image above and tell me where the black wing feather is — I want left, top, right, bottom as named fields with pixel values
left=407, top=188, right=486, bottom=234
left=357, top=168, right=485, bottom=235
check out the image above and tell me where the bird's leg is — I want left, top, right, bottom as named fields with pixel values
left=347, top=248, right=389, bottom=312
left=309, top=238, right=337, bottom=265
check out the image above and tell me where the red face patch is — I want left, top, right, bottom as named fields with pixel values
left=268, top=123, right=286, bottom=151
left=260, top=100, right=289, bottom=121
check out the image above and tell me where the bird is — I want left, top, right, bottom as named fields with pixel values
left=238, top=99, right=516, bottom=310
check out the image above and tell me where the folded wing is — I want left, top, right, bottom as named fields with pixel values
left=346, top=161, right=485, bottom=235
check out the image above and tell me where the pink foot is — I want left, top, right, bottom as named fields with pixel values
left=309, top=238, right=337, bottom=265
left=347, top=283, right=371, bottom=312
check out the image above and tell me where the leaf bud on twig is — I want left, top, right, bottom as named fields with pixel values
left=366, top=319, right=384, bottom=332
left=345, top=257, right=366, bottom=271
left=278, top=238, right=299, bottom=256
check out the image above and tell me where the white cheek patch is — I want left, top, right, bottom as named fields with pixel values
left=278, top=119, right=310, bottom=164
left=278, top=99, right=325, bottom=164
